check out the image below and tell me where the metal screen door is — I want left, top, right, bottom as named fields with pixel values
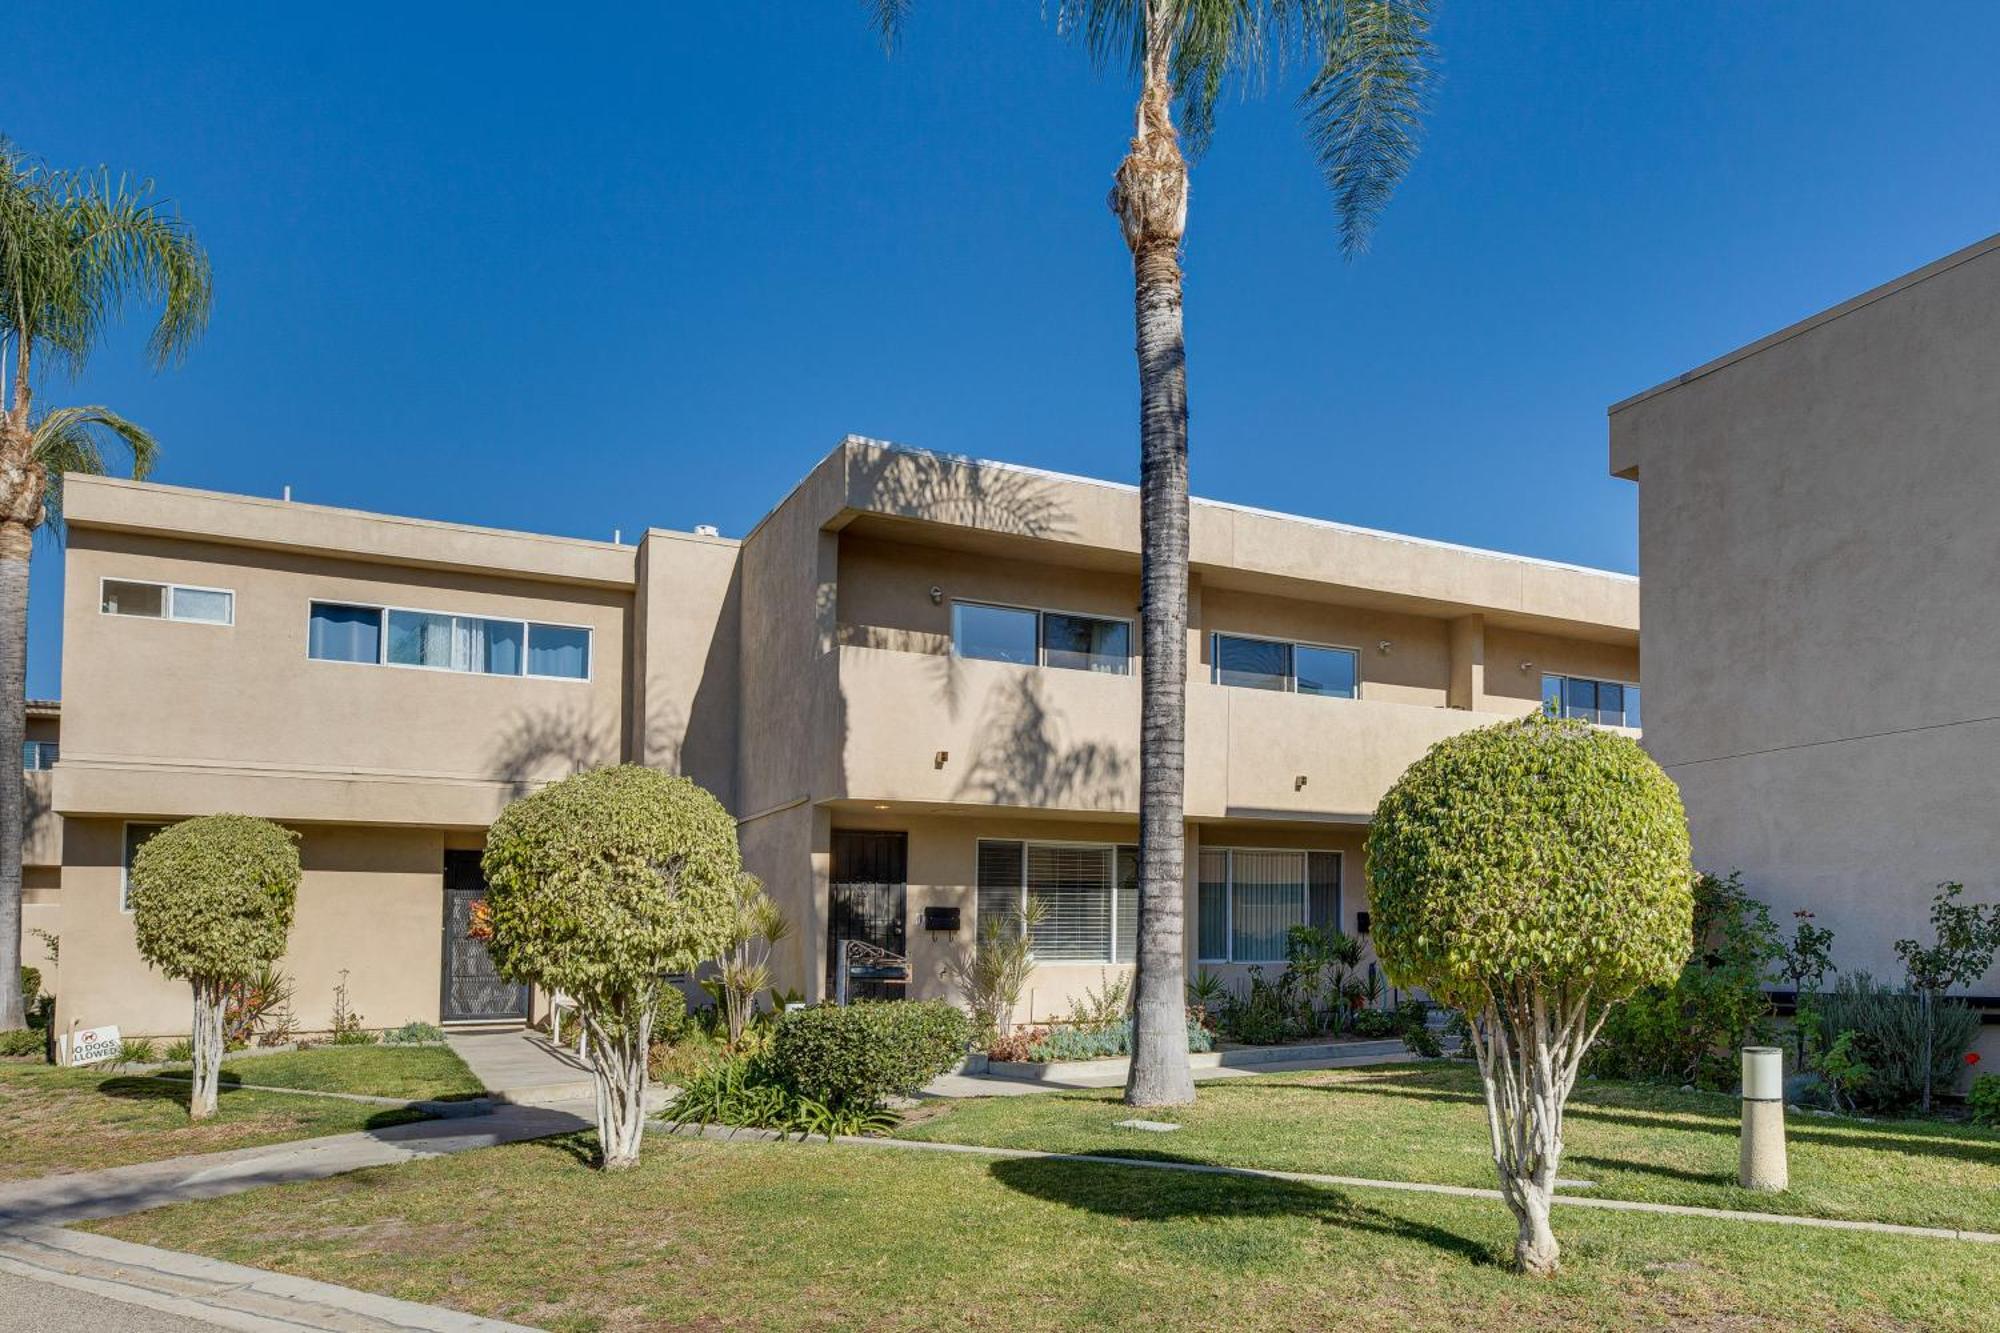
left=827, top=831, right=908, bottom=1001
left=441, top=850, right=530, bottom=1022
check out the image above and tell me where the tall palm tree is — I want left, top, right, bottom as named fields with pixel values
left=867, top=2, right=1435, bottom=1104
left=0, top=140, right=211, bottom=1029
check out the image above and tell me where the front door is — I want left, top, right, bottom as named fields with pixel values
left=441, top=850, right=530, bottom=1023
left=828, top=831, right=908, bottom=1002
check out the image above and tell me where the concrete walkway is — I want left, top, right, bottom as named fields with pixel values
left=444, top=1031, right=596, bottom=1105
left=922, top=1045, right=1417, bottom=1097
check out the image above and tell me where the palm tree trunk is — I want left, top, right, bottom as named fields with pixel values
left=1117, top=34, right=1195, bottom=1108
left=0, top=518, right=29, bottom=1032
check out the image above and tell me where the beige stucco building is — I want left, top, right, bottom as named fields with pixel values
left=45, top=437, right=1639, bottom=1040
left=1610, top=233, right=2000, bottom=1050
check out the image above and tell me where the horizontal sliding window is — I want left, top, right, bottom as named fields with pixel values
left=527, top=623, right=591, bottom=680
left=308, top=603, right=382, bottom=663
left=101, top=579, right=234, bottom=626
left=976, top=839, right=1140, bottom=965
left=1541, top=674, right=1640, bottom=728
left=1212, top=634, right=1357, bottom=698
left=1197, top=848, right=1342, bottom=964
left=953, top=602, right=1131, bottom=676
left=307, top=601, right=589, bottom=680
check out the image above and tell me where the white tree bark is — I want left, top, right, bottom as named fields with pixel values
left=581, top=986, right=657, bottom=1170
left=189, top=979, right=227, bottom=1120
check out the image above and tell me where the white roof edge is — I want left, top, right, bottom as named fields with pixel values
left=1608, top=231, right=2000, bottom=416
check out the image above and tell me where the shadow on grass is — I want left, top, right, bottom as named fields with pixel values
left=986, top=1153, right=1501, bottom=1267
left=90, top=1075, right=425, bottom=1132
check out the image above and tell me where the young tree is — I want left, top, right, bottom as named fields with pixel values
left=481, top=766, right=740, bottom=1168
left=866, top=3, right=1438, bottom=1107
left=0, top=140, right=211, bottom=1030
left=128, top=816, right=300, bottom=1119
left=1367, top=714, right=1693, bottom=1276
left=943, top=898, right=1049, bottom=1047
left=705, top=871, right=791, bottom=1050
left=1893, top=883, right=2000, bottom=1112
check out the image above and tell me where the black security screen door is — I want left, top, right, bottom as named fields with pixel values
left=441, top=850, right=530, bottom=1022
left=828, top=831, right=908, bottom=1001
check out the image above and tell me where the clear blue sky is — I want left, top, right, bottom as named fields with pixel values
left=10, top=2, right=2000, bottom=699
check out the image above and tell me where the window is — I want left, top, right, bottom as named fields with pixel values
left=121, top=822, right=170, bottom=912
left=1196, top=848, right=1343, bottom=963
left=952, top=602, right=1131, bottom=675
left=307, top=602, right=590, bottom=680
left=1542, top=674, right=1641, bottom=728
left=101, top=579, right=233, bottom=625
left=1212, top=634, right=1358, bottom=698
left=21, top=741, right=57, bottom=771
left=976, top=839, right=1140, bottom=965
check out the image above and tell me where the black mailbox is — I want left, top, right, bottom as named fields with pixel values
left=1356, top=911, right=1372, bottom=935
left=922, top=906, right=962, bottom=933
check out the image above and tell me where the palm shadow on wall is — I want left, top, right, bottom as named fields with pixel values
left=948, top=673, right=1133, bottom=812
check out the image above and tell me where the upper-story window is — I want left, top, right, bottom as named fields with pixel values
left=100, top=578, right=234, bottom=626
left=307, top=601, right=592, bottom=681
left=1211, top=633, right=1358, bottom=698
left=21, top=741, right=57, bottom=772
left=1542, top=674, right=1640, bottom=728
left=951, top=602, right=1130, bottom=676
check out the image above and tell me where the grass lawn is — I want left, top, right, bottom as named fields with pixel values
left=896, top=1062, right=2000, bottom=1233
left=88, top=1131, right=1998, bottom=1332
left=161, top=1044, right=485, bottom=1102
left=0, top=1060, right=427, bottom=1182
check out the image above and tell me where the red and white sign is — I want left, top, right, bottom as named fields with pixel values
left=68, top=1026, right=123, bottom=1066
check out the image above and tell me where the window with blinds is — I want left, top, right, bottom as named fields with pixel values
left=1196, top=848, right=1343, bottom=963
left=975, top=839, right=1140, bottom=964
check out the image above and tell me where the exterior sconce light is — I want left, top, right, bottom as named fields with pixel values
left=1519, top=661, right=1535, bottom=673
left=1294, top=774, right=1308, bottom=791
left=929, top=585, right=944, bottom=605
left=934, top=750, right=949, bottom=769
left=1377, top=640, right=1392, bottom=654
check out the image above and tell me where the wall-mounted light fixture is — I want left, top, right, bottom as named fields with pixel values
left=1294, top=774, right=1309, bottom=791
left=929, top=585, right=944, bottom=605
left=1519, top=661, right=1535, bottom=673
left=934, top=750, right=950, bottom=770
left=1377, top=640, right=1393, bottom=654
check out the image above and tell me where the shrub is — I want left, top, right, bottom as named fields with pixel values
left=164, top=1037, right=194, bottom=1062
left=1817, top=972, right=1979, bottom=1114
left=944, top=900, right=1046, bottom=1046
left=118, top=1037, right=158, bottom=1065
left=651, top=987, right=690, bottom=1046
left=769, top=1001, right=969, bottom=1110
left=225, top=964, right=296, bottom=1047
left=1970, top=1073, right=2000, bottom=1128
left=1892, top=883, right=2000, bottom=1111
left=986, top=1026, right=1047, bottom=1062
left=1368, top=713, right=1692, bottom=1276
left=1587, top=871, right=1781, bottom=1090
left=1349, top=1008, right=1399, bottom=1040
left=1023, top=1014, right=1213, bottom=1062
left=20, top=966, right=40, bottom=1009
left=382, top=1020, right=447, bottom=1045
left=1396, top=999, right=1444, bottom=1057
left=0, top=1028, right=46, bottom=1059
left=129, top=815, right=301, bottom=1120
left=665, top=1058, right=897, bottom=1140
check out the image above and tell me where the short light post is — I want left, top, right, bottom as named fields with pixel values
left=1739, top=1045, right=1788, bottom=1192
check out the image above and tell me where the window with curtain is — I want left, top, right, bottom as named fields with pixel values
left=527, top=623, right=590, bottom=679
left=975, top=839, right=1140, bottom=965
left=340, top=606, right=587, bottom=679
left=1196, top=848, right=1343, bottom=963
left=309, top=603, right=382, bottom=663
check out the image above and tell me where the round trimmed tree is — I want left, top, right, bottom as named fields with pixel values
left=128, top=815, right=300, bottom=1119
left=481, top=766, right=740, bottom=1169
left=1367, top=714, right=1693, bottom=1276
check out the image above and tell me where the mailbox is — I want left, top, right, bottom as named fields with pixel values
left=922, top=906, right=962, bottom=933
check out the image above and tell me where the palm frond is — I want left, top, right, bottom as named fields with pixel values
left=865, top=0, right=918, bottom=52
left=1295, top=0, right=1436, bottom=257
left=29, top=404, right=159, bottom=534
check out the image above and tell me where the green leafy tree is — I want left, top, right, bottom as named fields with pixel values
left=481, top=766, right=740, bottom=1169
left=0, top=139, right=210, bottom=1031
left=1892, top=883, right=2000, bottom=1111
left=1367, top=714, right=1693, bottom=1276
left=866, top=1, right=1438, bottom=1107
left=1780, top=908, right=1836, bottom=1067
left=128, top=816, right=300, bottom=1119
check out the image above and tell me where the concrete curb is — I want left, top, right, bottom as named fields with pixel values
left=0, top=1223, right=539, bottom=1331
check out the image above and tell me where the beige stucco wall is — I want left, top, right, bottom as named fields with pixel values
left=632, top=530, right=742, bottom=803
left=1610, top=233, right=2000, bottom=996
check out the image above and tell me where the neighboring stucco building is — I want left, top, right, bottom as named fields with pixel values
left=21, top=700, right=62, bottom=988
left=49, top=437, right=1640, bottom=1040
left=1609, top=233, right=2000, bottom=1050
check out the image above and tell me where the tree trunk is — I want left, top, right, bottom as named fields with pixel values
left=1117, top=33, right=1195, bottom=1109
left=189, top=979, right=227, bottom=1119
left=0, top=519, right=31, bottom=1032
left=584, top=989, right=655, bottom=1169
left=1511, top=1184, right=1560, bottom=1277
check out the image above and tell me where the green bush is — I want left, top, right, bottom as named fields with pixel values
left=0, top=1028, right=46, bottom=1059
left=1586, top=871, right=1780, bottom=1090
left=382, top=1021, right=447, bottom=1045
left=164, top=1037, right=194, bottom=1062
left=769, top=1001, right=969, bottom=1110
left=665, top=1058, right=897, bottom=1139
left=651, top=986, right=690, bottom=1046
left=1970, top=1074, right=2000, bottom=1128
left=1817, top=972, right=1979, bottom=1114
left=1349, top=1007, right=1399, bottom=1040
left=1024, top=1014, right=1212, bottom=1062
left=20, top=966, right=40, bottom=1008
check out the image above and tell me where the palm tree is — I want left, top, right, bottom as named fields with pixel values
left=866, top=3, right=1435, bottom=1104
left=0, top=140, right=211, bottom=1029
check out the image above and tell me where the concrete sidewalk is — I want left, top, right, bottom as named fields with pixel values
left=445, top=1031, right=597, bottom=1104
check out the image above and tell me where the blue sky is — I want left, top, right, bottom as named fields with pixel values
left=9, top=2, right=2000, bottom=698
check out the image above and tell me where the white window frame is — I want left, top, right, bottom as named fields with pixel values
left=120, top=820, right=171, bottom=914
left=1196, top=846, right=1344, bottom=965
left=304, top=599, right=594, bottom=683
left=21, top=740, right=58, bottom=772
left=98, top=577, right=236, bottom=627
left=1541, top=672, right=1641, bottom=727
left=976, top=836, right=1138, bottom=966
left=1209, top=630, right=1361, bottom=698
left=950, top=600, right=1134, bottom=677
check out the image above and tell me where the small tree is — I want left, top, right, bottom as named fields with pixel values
left=1893, top=883, right=2000, bottom=1112
left=128, top=816, right=300, bottom=1119
left=1780, top=909, right=1836, bottom=1069
left=1368, top=714, right=1693, bottom=1276
left=703, top=871, right=790, bottom=1049
left=943, top=899, right=1047, bottom=1048
left=481, top=766, right=739, bottom=1169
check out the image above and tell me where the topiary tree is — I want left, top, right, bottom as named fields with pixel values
left=481, top=766, right=740, bottom=1169
left=1367, top=714, right=1693, bottom=1276
left=128, top=815, right=300, bottom=1119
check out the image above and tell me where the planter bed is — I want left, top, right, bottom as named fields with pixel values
left=986, top=1036, right=1407, bottom=1083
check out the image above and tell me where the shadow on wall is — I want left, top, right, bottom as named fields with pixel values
left=949, top=672, right=1132, bottom=812
left=487, top=703, right=619, bottom=799
left=847, top=442, right=1078, bottom=542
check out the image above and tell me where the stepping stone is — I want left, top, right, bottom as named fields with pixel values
left=1114, top=1119, right=1183, bottom=1133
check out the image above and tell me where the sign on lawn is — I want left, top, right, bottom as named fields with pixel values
left=68, top=1026, right=122, bottom=1066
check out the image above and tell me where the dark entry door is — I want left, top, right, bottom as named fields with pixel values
left=828, top=831, right=908, bottom=1001
left=441, top=850, right=530, bottom=1022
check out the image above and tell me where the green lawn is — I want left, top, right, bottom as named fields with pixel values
left=0, top=1061, right=426, bottom=1182
left=88, top=1131, right=1998, bottom=1332
left=896, top=1062, right=2000, bottom=1232
left=161, top=1044, right=485, bottom=1102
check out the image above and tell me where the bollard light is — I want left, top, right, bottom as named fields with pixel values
left=1739, top=1045, right=1788, bottom=1192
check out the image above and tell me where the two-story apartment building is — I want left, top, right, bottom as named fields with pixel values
left=49, top=437, right=1639, bottom=1040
